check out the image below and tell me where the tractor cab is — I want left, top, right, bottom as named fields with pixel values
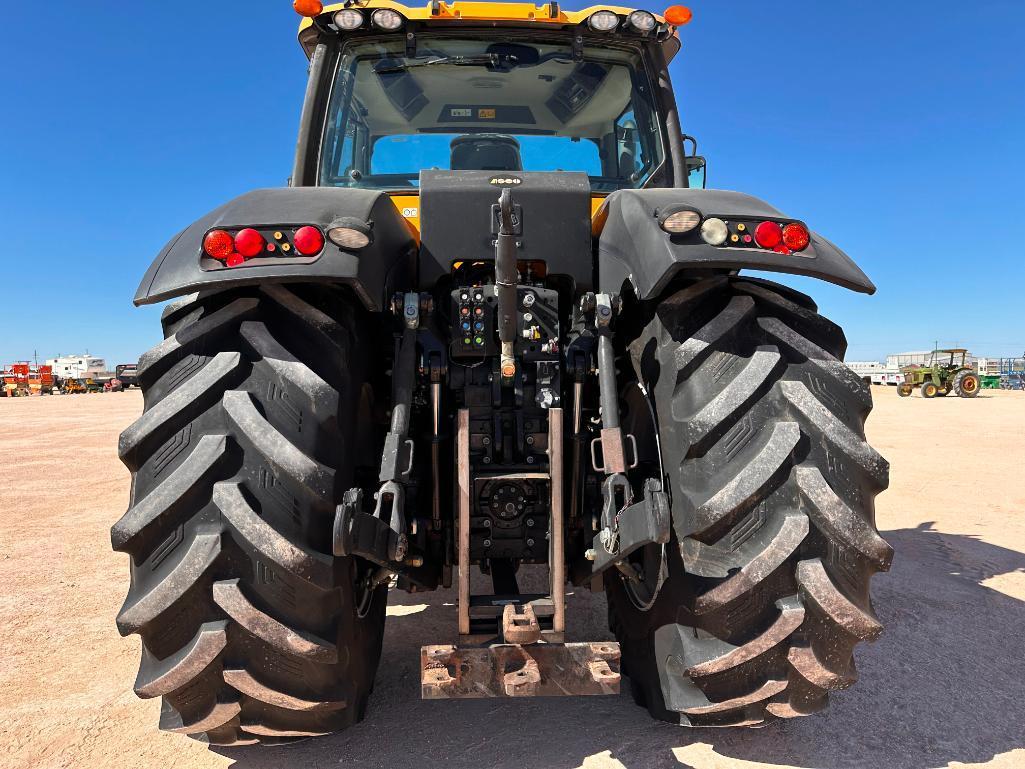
left=930, top=348, right=968, bottom=368
left=291, top=0, right=707, bottom=256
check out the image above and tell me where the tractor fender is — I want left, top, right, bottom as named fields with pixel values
left=596, top=188, right=876, bottom=298
left=134, top=188, right=416, bottom=311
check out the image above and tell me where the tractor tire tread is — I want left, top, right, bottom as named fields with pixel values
left=608, top=276, right=890, bottom=727
left=114, top=286, right=385, bottom=747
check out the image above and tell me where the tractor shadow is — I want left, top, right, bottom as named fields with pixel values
left=217, top=523, right=1025, bottom=769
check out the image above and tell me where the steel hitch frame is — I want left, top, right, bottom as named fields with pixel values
left=589, top=477, right=670, bottom=577
left=333, top=293, right=426, bottom=569
left=420, top=641, right=621, bottom=699
left=422, top=406, right=622, bottom=700
left=585, top=293, right=671, bottom=578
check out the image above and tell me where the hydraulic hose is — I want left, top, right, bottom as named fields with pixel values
left=495, top=188, right=518, bottom=382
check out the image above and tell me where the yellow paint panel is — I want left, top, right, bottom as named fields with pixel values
left=390, top=193, right=422, bottom=241
left=591, top=194, right=610, bottom=237
left=393, top=192, right=605, bottom=242
left=302, top=2, right=659, bottom=30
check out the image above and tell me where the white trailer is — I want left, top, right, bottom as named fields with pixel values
left=45, top=355, right=108, bottom=380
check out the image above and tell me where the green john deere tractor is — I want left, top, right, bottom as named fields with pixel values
left=898, top=348, right=980, bottom=398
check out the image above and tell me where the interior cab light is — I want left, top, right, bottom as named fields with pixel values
left=663, top=5, right=693, bottom=26
left=292, top=0, right=324, bottom=18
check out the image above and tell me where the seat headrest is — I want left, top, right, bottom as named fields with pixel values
left=450, top=134, right=523, bottom=172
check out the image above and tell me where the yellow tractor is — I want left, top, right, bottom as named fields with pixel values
left=112, top=1, right=891, bottom=746
left=61, top=378, right=87, bottom=395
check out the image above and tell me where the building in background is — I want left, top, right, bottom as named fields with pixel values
left=45, top=354, right=107, bottom=380
left=886, top=351, right=932, bottom=369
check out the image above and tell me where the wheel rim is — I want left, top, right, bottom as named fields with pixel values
left=354, top=565, right=379, bottom=618
left=624, top=544, right=668, bottom=611
left=964, top=377, right=977, bottom=393
left=618, top=382, right=668, bottom=611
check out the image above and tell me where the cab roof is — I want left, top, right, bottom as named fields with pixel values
left=298, top=1, right=682, bottom=62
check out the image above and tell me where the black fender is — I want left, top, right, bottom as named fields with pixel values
left=596, top=188, right=876, bottom=298
left=134, top=188, right=416, bottom=311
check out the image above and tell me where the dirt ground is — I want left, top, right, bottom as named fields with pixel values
left=1, top=386, right=1023, bottom=769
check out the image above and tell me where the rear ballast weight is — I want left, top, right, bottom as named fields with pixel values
left=113, top=0, right=891, bottom=748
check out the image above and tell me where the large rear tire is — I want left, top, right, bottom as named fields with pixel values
left=952, top=370, right=980, bottom=398
left=112, top=285, right=387, bottom=746
left=607, top=276, right=891, bottom=726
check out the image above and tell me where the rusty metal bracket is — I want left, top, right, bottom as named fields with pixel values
left=457, top=409, right=471, bottom=636
left=421, top=642, right=621, bottom=699
left=502, top=604, right=541, bottom=645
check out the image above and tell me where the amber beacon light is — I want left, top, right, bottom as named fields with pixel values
left=293, top=0, right=323, bottom=17
left=663, top=5, right=693, bottom=25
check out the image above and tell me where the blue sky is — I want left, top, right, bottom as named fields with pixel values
left=1, top=0, right=1023, bottom=366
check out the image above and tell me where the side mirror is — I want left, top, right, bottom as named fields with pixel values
left=685, top=155, right=707, bottom=189
left=681, top=134, right=706, bottom=189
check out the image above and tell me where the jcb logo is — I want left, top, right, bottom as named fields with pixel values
left=489, top=177, right=522, bottom=186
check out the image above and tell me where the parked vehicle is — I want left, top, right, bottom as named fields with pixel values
left=115, top=364, right=138, bottom=388
left=898, top=348, right=979, bottom=398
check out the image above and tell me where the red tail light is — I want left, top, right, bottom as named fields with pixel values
left=203, top=230, right=235, bottom=260
left=782, top=223, right=811, bottom=252
left=754, top=221, right=783, bottom=250
left=234, top=228, right=266, bottom=258
left=225, top=253, right=245, bottom=268
left=293, top=226, right=325, bottom=256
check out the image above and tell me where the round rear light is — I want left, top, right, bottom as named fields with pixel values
left=660, top=209, right=701, bottom=234
left=754, top=221, right=784, bottom=250
left=782, top=223, right=811, bottom=252
left=334, top=8, right=364, bottom=29
left=371, top=8, right=404, bottom=29
left=234, top=228, right=266, bottom=258
left=627, top=10, right=657, bottom=31
left=700, top=218, right=728, bottom=246
left=328, top=227, right=371, bottom=250
left=588, top=10, right=620, bottom=31
left=293, top=226, right=325, bottom=256
left=203, top=230, right=235, bottom=260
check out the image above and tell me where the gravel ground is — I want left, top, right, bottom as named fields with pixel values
left=1, top=386, right=1023, bottom=769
